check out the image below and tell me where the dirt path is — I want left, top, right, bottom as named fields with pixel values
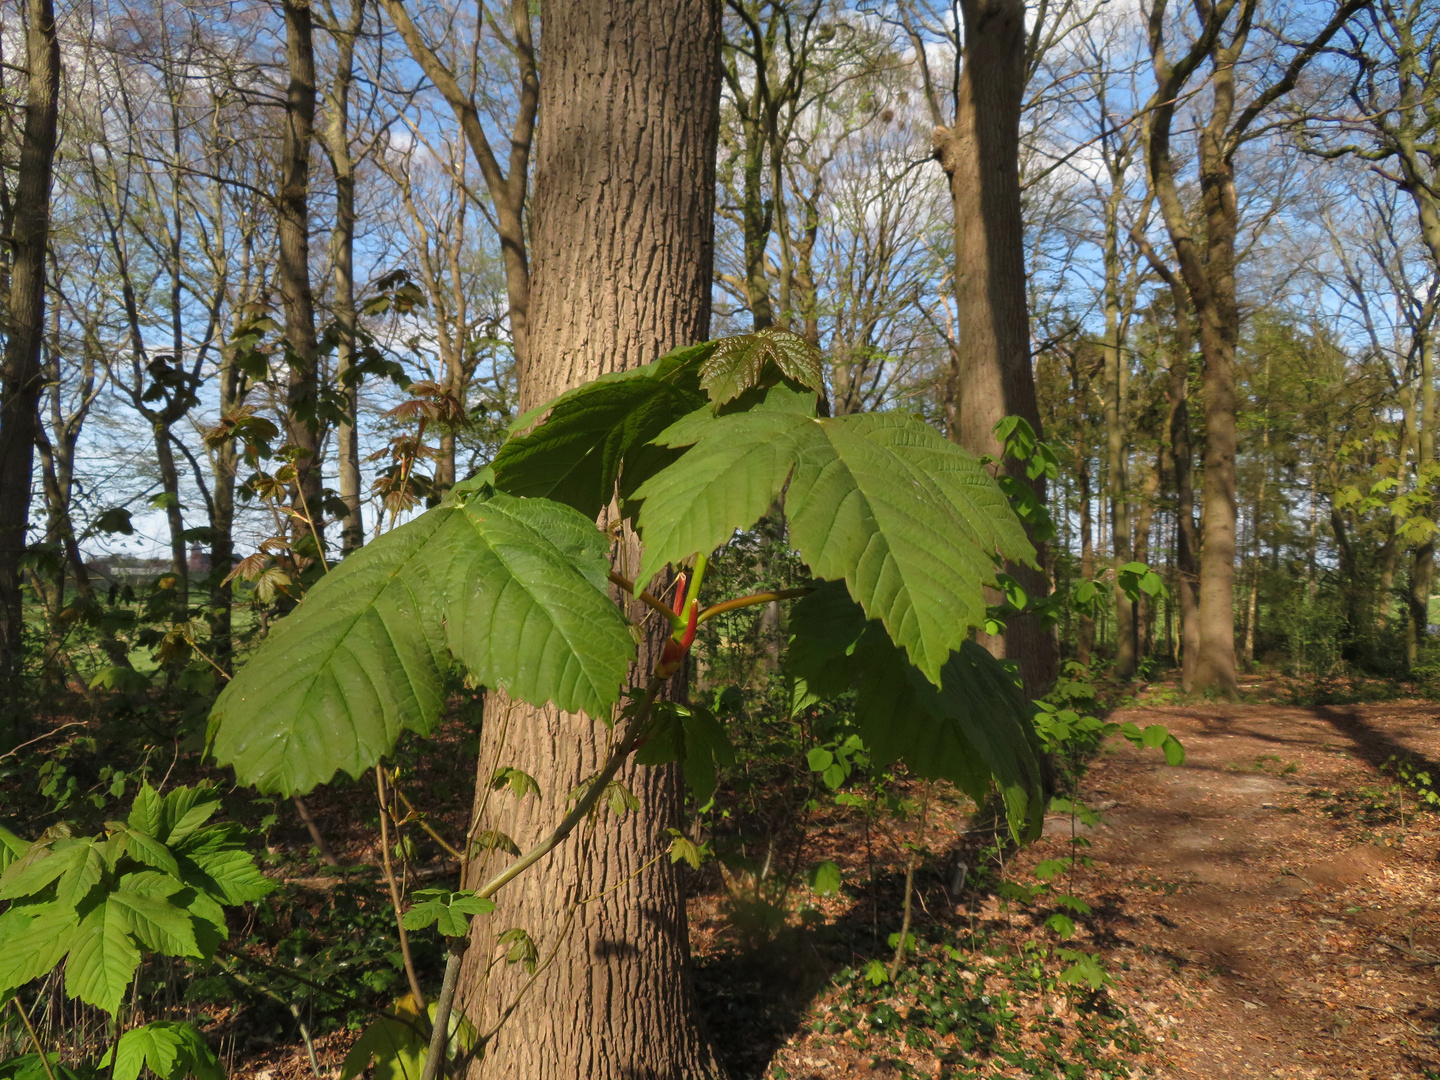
left=1042, top=691, right=1440, bottom=1079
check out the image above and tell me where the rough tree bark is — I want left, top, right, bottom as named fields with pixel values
left=0, top=0, right=60, bottom=696
left=932, top=0, right=1056, bottom=698
left=455, top=3, right=724, bottom=1077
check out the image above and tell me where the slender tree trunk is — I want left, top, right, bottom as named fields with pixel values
left=1330, top=495, right=1366, bottom=660
left=1134, top=453, right=1159, bottom=660
left=933, top=0, right=1056, bottom=697
left=740, top=122, right=773, bottom=330
left=211, top=354, right=241, bottom=670
left=325, top=0, right=366, bottom=555
left=154, top=428, right=189, bottom=622
left=380, top=0, right=535, bottom=372
left=1244, top=427, right=1269, bottom=669
left=0, top=0, right=60, bottom=698
left=1103, top=216, right=1134, bottom=678
left=1076, top=420, right=1094, bottom=665
left=1409, top=333, right=1435, bottom=666
left=278, top=0, right=324, bottom=549
left=457, top=4, right=723, bottom=1077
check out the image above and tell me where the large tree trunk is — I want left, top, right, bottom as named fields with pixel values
left=456, top=3, right=723, bottom=1077
left=1189, top=168, right=1240, bottom=696
left=0, top=0, right=60, bottom=698
left=278, top=0, right=324, bottom=551
left=1145, top=11, right=1243, bottom=697
left=933, top=0, right=1055, bottom=698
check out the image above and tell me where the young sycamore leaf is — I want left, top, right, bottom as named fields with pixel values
left=491, top=765, right=541, bottom=800
left=340, top=992, right=474, bottom=1080
left=1056, top=948, right=1112, bottom=989
left=0, top=786, right=271, bottom=1014
left=787, top=582, right=1043, bottom=838
left=808, top=860, right=842, bottom=896
left=490, top=342, right=711, bottom=518
left=208, top=492, right=635, bottom=795
left=1045, top=912, right=1077, bottom=939
left=698, top=326, right=825, bottom=405
left=635, top=396, right=1034, bottom=685
left=401, top=890, right=496, bottom=937
left=667, top=830, right=704, bottom=870
left=497, top=927, right=539, bottom=972
left=102, top=1021, right=223, bottom=1080
left=632, top=702, right=736, bottom=806
left=1034, top=858, right=1069, bottom=880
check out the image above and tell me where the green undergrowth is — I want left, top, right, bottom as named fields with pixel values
left=789, top=933, right=1148, bottom=1080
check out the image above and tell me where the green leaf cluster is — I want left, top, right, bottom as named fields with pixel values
left=340, top=992, right=474, bottom=1080
left=633, top=701, right=737, bottom=806
left=401, top=889, right=495, bottom=938
left=208, top=492, right=634, bottom=794
left=635, top=392, right=1034, bottom=684
left=788, top=583, right=1043, bottom=836
left=0, top=784, right=273, bottom=1015
left=101, top=1022, right=223, bottom=1080
left=0, top=1054, right=98, bottom=1080
left=208, top=328, right=1044, bottom=837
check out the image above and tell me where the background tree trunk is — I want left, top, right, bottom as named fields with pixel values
left=933, top=0, right=1056, bottom=698
left=457, top=3, right=723, bottom=1077
left=278, top=0, right=324, bottom=549
left=323, top=0, right=366, bottom=556
left=0, top=0, right=60, bottom=698
left=1103, top=210, right=1135, bottom=679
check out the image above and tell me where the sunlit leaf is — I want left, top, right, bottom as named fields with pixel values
left=637, top=400, right=1033, bottom=684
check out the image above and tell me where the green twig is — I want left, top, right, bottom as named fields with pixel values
left=608, top=570, right=684, bottom=628
left=10, top=997, right=56, bottom=1080
left=376, top=768, right=427, bottom=1010
left=698, top=587, right=811, bottom=624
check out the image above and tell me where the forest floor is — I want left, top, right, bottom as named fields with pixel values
left=243, top=679, right=1440, bottom=1080
left=700, top=679, right=1440, bottom=1080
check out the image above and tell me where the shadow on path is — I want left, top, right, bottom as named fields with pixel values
left=1314, top=703, right=1440, bottom=777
